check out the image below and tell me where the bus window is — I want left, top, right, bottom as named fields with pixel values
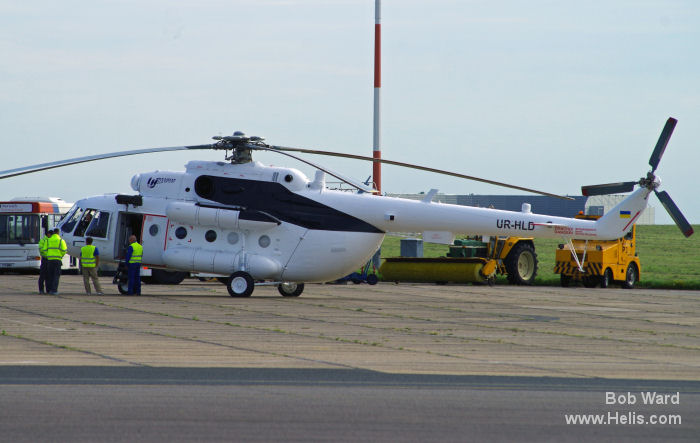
left=0, top=216, right=8, bottom=243
left=61, top=207, right=84, bottom=234
left=86, top=210, right=110, bottom=238
left=0, top=214, right=40, bottom=244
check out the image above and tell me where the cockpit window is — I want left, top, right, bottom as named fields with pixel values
left=74, top=210, right=96, bottom=237
left=85, top=210, right=110, bottom=238
left=61, top=207, right=84, bottom=234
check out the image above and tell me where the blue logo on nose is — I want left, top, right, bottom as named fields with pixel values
left=147, top=177, right=177, bottom=188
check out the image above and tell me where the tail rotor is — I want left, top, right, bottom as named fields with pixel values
left=581, top=117, right=693, bottom=237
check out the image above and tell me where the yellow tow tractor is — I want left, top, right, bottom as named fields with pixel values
left=380, top=236, right=538, bottom=285
left=554, top=213, right=641, bottom=288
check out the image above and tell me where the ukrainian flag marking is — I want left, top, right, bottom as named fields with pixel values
left=619, top=210, right=631, bottom=218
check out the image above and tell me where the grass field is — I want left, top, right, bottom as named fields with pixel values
left=379, top=225, right=700, bottom=289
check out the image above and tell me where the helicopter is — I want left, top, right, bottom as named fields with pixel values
left=0, top=117, right=692, bottom=297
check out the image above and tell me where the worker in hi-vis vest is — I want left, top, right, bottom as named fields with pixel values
left=125, top=234, right=143, bottom=295
left=37, top=229, right=51, bottom=294
left=42, top=228, right=67, bottom=295
left=80, top=236, right=103, bottom=295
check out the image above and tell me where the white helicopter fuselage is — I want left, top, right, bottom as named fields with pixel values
left=57, top=159, right=650, bottom=284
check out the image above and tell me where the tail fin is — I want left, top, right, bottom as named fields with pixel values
left=594, top=187, right=652, bottom=240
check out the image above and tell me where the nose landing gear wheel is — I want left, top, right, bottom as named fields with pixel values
left=117, top=281, right=129, bottom=295
left=227, top=271, right=254, bottom=297
left=278, top=282, right=305, bottom=297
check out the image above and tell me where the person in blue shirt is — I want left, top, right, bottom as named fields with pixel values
left=125, top=235, right=143, bottom=295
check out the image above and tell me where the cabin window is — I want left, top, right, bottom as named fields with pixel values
left=205, top=230, right=217, bottom=243
left=175, top=227, right=187, bottom=239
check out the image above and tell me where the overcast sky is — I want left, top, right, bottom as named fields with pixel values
left=1, top=1, right=698, bottom=228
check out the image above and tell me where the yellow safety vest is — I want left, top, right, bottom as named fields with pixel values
left=128, top=242, right=143, bottom=264
left=46, top=235, right=67, bottom=261
left=38, top=235, right=50, bottom=258
left=81, top=245, right=97, bottom=268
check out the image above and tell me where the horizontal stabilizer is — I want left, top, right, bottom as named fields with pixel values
left=581, top=181, right=636, bottom=196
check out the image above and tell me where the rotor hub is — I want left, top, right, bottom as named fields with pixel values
left=212, top=132, right=267, bottom=164
left=639, top=171, right=661, bottom=191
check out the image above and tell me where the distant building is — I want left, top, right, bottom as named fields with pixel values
left=585, top=195, right=655, bottom=224
left=387, top=193, right=655, bottom=224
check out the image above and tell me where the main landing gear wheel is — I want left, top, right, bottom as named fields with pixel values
left=622, top=263, right=637, bottom=289
left=505, top=243, right=538, bottom=285
left=278, top=282, right=305, bottom=297
left=227, top=271, right=254, bottom=297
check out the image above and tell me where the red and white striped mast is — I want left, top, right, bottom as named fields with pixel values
left=372, top=0, right=382, bottom=193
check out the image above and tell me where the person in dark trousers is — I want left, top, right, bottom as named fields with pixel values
left=37, top=229, right=51, bottom=294
left=125, top=235, right=143, bottom=295
left=42, top=228, right=67, bottom=295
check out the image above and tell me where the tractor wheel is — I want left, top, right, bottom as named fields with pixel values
left=560, top=274, right=571, bottom=287
left=622, top=263, right=638, bottom=289
left=227, top=271, right=255, bottom=297
left=600, top=268, right=613, bottom=288
left=366, top=274, right=379, bottom=285
left=278, top=282, right=304, bottom=297
left=582, top=275, right=599, bottom=288
left=505, top=243, right=538, bottom=285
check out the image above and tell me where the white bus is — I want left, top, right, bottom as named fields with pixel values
left=0, top=197, right=78, bottom=272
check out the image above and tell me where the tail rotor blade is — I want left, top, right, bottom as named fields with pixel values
left=581, top=181, right=636, bottom=196
left=649, top=117, right=677, bottom=173
left=655, top=190, right=694, bottom=237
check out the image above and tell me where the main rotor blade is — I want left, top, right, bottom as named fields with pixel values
left=581, top=181, right=637, bottom=196
left=253, top=146, right=376, bottom=193
left=266, top=145, right=573, bottom=200
left=655, top=190, right=694, bottom=237
left=649, top=117, right=677, bottom=173
left=0, top=144, right=214, bottom=180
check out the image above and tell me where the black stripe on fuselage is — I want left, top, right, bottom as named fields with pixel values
left=194, top=175, right=383, bottom=233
